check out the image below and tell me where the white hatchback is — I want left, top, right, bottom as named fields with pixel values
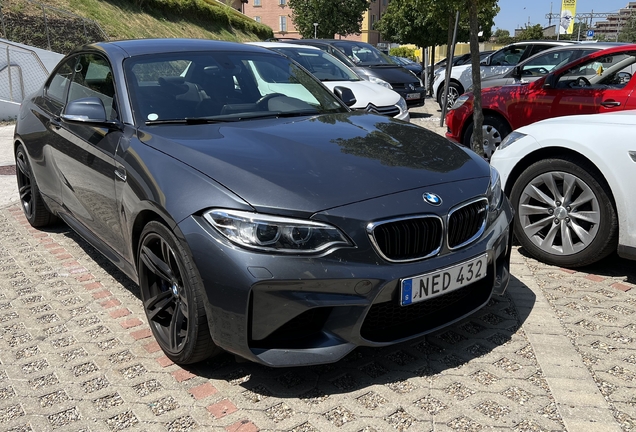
left=249, top=42, right=409, bottom=121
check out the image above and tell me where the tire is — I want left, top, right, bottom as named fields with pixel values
left=138, top=221, right=221, bottom=364
left=438, top=81, right=463, bottom=110
left=510, top=157, right=617, bottom=268
left=15, top=144, right=57, bottom=227
left=462, top=115, right=511, bottom=161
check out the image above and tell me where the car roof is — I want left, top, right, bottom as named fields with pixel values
left=87, top=38, right=272, bottom=57
left=247, top=41, right=320, bottom=50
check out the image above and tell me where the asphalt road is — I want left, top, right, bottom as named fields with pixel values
left=0, top=103, right=633, bottom=432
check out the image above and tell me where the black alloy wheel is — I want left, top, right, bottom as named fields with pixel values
left=138, top=221, right=219, bottom=364
left=15, top=144, right=56, bottom=227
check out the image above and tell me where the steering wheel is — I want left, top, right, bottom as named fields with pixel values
left=576, top=76, right=591, bottom=87
left=256, top=93, right=285, bottom=109
left=537, top=67, right=549, bottom=75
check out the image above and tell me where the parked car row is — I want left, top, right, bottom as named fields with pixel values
left=439, top=41, right=636, bottom=272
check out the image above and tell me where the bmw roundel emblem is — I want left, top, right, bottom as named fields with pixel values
left=423, top=192, right=442, bottom=206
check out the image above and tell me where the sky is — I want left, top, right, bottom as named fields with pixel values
left=493, top=0, right=631, bottom=33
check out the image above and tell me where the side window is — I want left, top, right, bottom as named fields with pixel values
left=68, top=54, right=117, bottom=120
left=526, top=44, right=553, bottom=59
left=45, top=57, right=77, bottom=103
left=521, top=50, right=576, bottom=77
left=489, top=45, right=527, bottom=66
left=556, top=52, right=636, bottom=89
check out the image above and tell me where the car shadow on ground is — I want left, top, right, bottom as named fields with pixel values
left=42, top=223, right=141, bottom=299
left=409, top=111, right=437, bottom=120
left=516, top=247, right=636, bottom=285
left=40, top=222, right=538, bottom=398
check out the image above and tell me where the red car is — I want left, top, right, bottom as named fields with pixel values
left=446, top=44, right=636, bottom=159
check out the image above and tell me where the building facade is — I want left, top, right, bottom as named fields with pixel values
left=231, top=0, right=391, bottom=45
left=593, top=2, right=636, bottom=40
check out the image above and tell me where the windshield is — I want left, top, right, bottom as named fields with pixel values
left=124, top=51, right=348, bottom=124
left=332, top=41, right=397, bottom=66
left=273, top=47, right=361, bottom=82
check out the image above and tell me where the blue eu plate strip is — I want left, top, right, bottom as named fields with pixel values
left=402, top=279, right=412, bottom=305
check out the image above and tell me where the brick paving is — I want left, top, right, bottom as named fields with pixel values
left=0, top=104, right=634, bottom=431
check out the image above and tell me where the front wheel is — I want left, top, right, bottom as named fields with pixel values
left=438, top=81, right=463, bottom=110
left=510, top=157, right=617, bottom=267
left=462, top=115, right=511, bottom=161
left=138, top=221, right=220, bottom=364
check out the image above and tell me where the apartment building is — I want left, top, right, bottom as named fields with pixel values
left=593, top=2, right=636, bottom=40
left=230, top=0, right=391, bottom=46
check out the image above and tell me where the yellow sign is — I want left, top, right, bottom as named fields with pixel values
left=559, top=0, right=577, bottom=35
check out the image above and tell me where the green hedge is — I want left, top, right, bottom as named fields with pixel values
left=389, top=46, right=416, bottom=61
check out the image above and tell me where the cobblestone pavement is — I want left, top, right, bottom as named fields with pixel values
left=0, top=102, right=634, bottom=432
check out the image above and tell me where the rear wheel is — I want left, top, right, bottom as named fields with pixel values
left=510, top=157, right=617, bottom=267
left=462, top=115, right=511, bottom=161
left=15, top=144, right=57, bottom=227
left=138, top=221, right=220, bottom=364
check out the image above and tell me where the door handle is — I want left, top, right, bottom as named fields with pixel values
left=115, top=169, right=127, bottom=182
left=601, top=100, right=621, bottom=107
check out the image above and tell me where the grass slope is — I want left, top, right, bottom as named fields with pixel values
left=4, top=0, right=273, bottom=45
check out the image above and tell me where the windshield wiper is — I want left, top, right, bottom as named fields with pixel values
left=234, top=111, right=320, bottom=120
left=145, top=117, right=237, bottom=125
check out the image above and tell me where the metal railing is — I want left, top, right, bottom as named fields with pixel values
left=0, top=40, right=49, bottom=103
left=0, top=0, right=108, bottom=54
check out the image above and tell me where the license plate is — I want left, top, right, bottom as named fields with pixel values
left=406, top=92, right=421, bottom=100
left=400, top=254, right=488, bottom=306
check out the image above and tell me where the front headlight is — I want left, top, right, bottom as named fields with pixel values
left=204, top=209, right=353, bottom=254
left=396, top=97, right=408, bottom=113
left=487, top=166, right=503, bottom=216
left=498, top=131, right=527, bottom=151
left=450, top=94, right=469, bottom=110
left=369, top=76, right=393, bottom=89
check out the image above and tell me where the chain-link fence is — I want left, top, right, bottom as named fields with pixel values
left=0, top=41, right=49, bottom=103
left=0, top=0, right=108, bottom=54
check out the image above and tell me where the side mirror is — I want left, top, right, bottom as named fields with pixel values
left=543, top=74, right=557, bottom=89
left=511, top=66, right=522, bottom=80
left=480, top=57, right=490, bottom=66
left=333, top=86, right=357, bottom=107
left=61, top=97, right=121, bottom=129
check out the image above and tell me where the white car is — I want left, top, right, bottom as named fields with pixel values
left=434, top=41, right=576, bottom=110
left=490, top=111, right=636, bottom=267
left=249, top=42, right=409, bottom=121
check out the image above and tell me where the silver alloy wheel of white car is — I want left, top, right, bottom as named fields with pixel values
left=518, top=171, right=600, bottom=256
left=439, top=82, right=461, bottom=110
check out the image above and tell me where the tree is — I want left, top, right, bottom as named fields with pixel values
left=493, top=28, right=513, bottom=44
left=287, top=0, right=370, bottom=39
left=618, top=14, right=636, bottom=42
left=376, top=0, right=498, bottom=49
left=516, top=24, right=544, bottom=40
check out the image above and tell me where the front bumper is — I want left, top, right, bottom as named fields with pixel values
left=179, top=192, right=513, bottom=367
left=394, top=87, right=426, bottom=108
left=445, top=105, right=471, bottom=144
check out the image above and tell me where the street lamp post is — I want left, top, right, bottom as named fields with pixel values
left=313, top=22, right=318, bottom=38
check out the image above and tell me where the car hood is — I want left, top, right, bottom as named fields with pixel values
left=321, top=80, right=401, bottom=109
left=356, top=65, right=420, bottom=84
left=138, top=112, right=488, bottom=215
